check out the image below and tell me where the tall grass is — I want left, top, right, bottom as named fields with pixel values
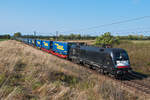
left=0, top=39, right=9, bottom=41
left=0, top=40, right=147, bottom=100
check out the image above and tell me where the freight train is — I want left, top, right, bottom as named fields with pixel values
left=16, top=38, right=132, bottom=77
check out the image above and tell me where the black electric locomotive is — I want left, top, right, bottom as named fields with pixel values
left=69, top=44, right=132, bottom=76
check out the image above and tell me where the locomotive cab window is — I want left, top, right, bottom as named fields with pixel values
left=114, top=51, right=129, bottom=61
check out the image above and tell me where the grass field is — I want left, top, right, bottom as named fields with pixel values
left=0, top=40, right=145, bottom=100
left=0, top=39, right=9, bottom=42
left=129, top=40, right=150, bottom=44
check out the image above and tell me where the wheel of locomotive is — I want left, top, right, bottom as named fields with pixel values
left=76, top=59, right=80, bottom=64
left=94, top=66, right=99, bottom=70
left=89, top=65, right=93, bottom=69
left=75, top=59, right=80, bottom=64
left=79, top=60, right=83, bottom=65
left=99, top=68, right=104, bottom=74
left=108, top=73, right=114, bottom=78
left=83, top=61, right=87, bottom=66
left=102, top=69, right=109, bottom=75
left=114, top=73, right=120, bottom=79
left=72, top=58, right=76, bottom=63
left=71, top=58, right=74, bottom=63
left=104, top=70, right=109, bottom=75
left=83, top=61, right=90, bottom=68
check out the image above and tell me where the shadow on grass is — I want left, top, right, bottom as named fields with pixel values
left=121, top=71, right=149, bottom=81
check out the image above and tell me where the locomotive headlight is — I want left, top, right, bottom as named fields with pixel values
left=116, top=60, right=129, bottom=65
left=116, top=60, right=130, bottom=68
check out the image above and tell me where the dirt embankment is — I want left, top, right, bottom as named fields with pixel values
left=0, top=40, right=148, bottom=100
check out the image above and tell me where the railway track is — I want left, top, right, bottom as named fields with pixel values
left=120, top=73, right=150, bottom=95
left=79, top=63, right=150, bottom=96
left=76, top=60, right=150, bottom=96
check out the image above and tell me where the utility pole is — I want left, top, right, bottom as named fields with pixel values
left=56, top=31, right=58, bottom=41
left=34, top=31, right=36, bottom=39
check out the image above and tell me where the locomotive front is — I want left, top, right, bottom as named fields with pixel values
left=111, top=49, right=132, bottom=75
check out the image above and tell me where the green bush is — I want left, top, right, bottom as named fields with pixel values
left=14, top=61, right=26, bottom=72
left=147, top=62, right=150, bottom=66
left=0, top=74, right=6, bottom=85
left=1, top=85, right=14, bottom=97
left=32, top=81, right=43, bottom=90
left=95, top=32, right=120, bottom=47
left=49, top=71, right=80, bottom=86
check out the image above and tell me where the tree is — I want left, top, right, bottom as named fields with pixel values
left=69, top=33, right=75, bottom=40
left=0, top=34, right=10, bottom=39
left=95, top=32, right=120, bottom=47
left=4, top=34, right=11, bottom=39
left=58, top=34, right=65, bottom=40
left=14, top=32, right=21, bottom=37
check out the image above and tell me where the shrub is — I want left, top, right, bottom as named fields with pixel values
left=0, top=85, right=14, bottom=97
left=77, top=80, right=95, bottom=90
left=0, top=74, right=6, bottom=86
left=147, top=62, right=150, bottom=66
left=32, top=81, right=43, bottom=90
left=95, top=32, right=120, bottom=47
left=13, top=61, right=26, bottom=72
left=49, top=71, right=80, bottom=86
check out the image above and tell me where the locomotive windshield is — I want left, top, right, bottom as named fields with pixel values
left=114, top=50, right=129, bottom=60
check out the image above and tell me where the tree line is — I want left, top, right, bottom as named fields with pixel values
left=16, top=33, right=96, bottom=40
left=0, top=34, right=11, bottom=39
left=1, top=32, right=150, bottom=41
left=13, top=32, right=150, bottom=40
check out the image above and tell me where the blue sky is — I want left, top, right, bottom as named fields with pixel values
left=0, top=0, right=150, bottom=36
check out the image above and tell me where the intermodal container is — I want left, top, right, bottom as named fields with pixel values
left=36, top=40, right=42, bottom=48
left=52, top=41, right=75, bottom=55
left=24, top=38, right=28, bottom=44
left=28, top=39, right=32, bottom=45
left=42, top=40, right=52, bottom=50
left=31, top=39, right=36, bottom=46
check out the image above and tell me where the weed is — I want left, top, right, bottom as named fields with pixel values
left=53, top=80, right=62, bottom=87
left=15, top=86, right=24, bottom=94
left=32, top=81, right=43, bottom=90
left=13, top=60, right=26, bottom=72
left=147, top=62, right=150, bottom=66
left=30, top=98, right=38, bottom=100
left=0, top=85, right=14, bottom=97
left=87, top=89, right=99, bottom=100
left=61, top=89, right=75, bottom=100
left=8, top=73, right=24, bottom=86
left=49, top=71, right=80, bottom=86
left=77, top=80, right=95, bottom=90
left=0, top=39, right=9, bottom=42
left=99, top=80, right=135, bottom=100
left=0, top=74, right=6, bottom=85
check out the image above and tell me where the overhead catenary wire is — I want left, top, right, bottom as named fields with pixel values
left=5, top=16, right=149, bottom=36
left=61, top=16, right=150, bottom=33
left=111, top=30, right=150, bottom=36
